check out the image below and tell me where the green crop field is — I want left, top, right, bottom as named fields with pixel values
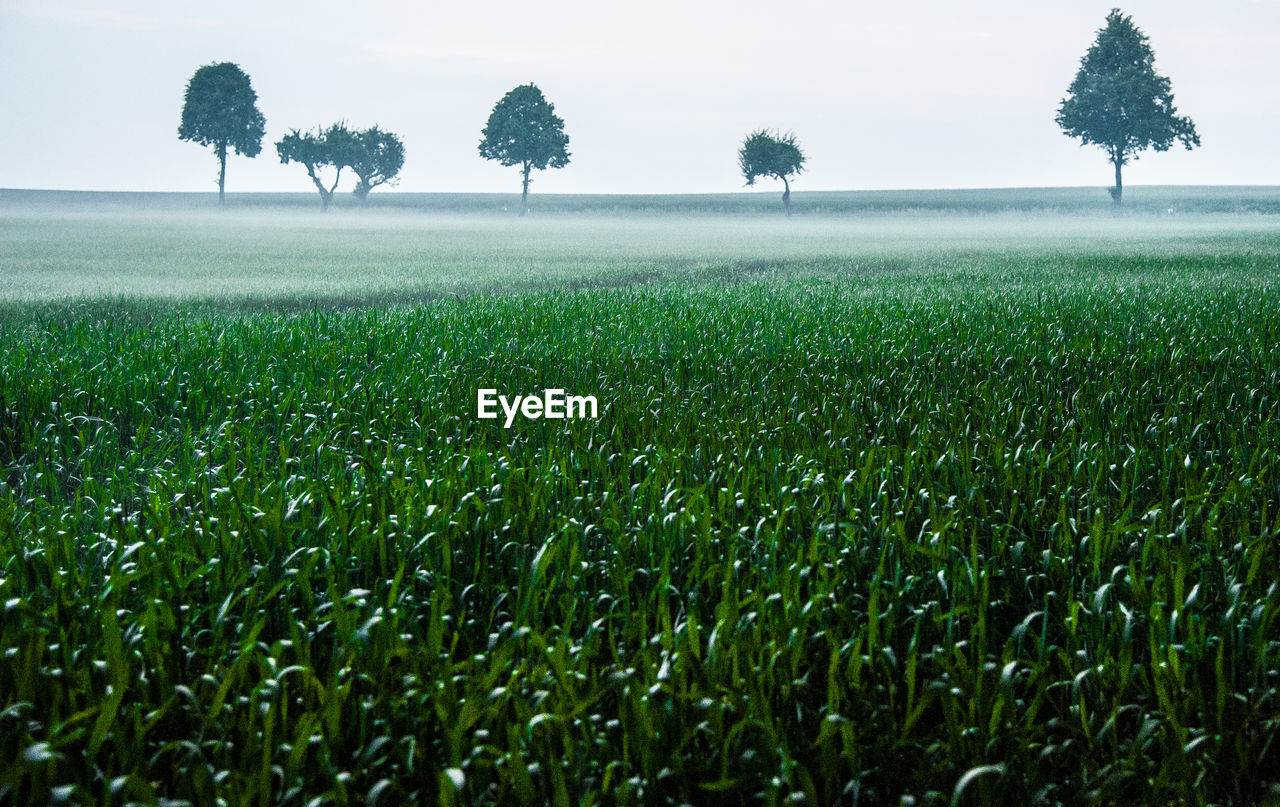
left=1, top=190, right=1279, bottom=805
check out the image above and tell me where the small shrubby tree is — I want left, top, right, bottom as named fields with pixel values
left=351, top=126, right=406, bottom=202
left=276, top=124, right=360, bottom=210
left=739, top=130, right=805, bottom=215
left=1056, top=9, right=1199, bottom=206
left=277, top=123, right=404, bottom=209
left=178, top=62, right=266, bottom=205
left=479, top=84, right=570, bottom=214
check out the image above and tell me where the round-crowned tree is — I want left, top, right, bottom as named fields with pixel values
left=1056, top=9, right=1199, bottom=206
left=178, top=62, right=266, bottom=205
left=479, top=84, right=570, bottom=215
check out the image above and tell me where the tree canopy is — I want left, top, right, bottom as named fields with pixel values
left=350, top=126, right=406, bottom=201
left=276, top=123, right=404, bottom=209
left=1056, top=9, right=1199, bottom=206
left=478, top=84, right=570, bottom=214
left=178, top=62, right=266, bottom=205
left=739, top=130, right=805, bottom=215
left=276, top=124, right=359, bottom=210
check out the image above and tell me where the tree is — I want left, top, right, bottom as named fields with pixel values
left=1056, top=9, right=1199, bottom=207
left=276, top=124, right=361, bottom=210
left=350, top=126, right=406, bottom=202
left=277, top=123, right=405, bottom=209
left=739, top=129, right=805, bottom=215
left=178, top=62, right=266, bottom=206
left=479, top=84, right=570, bottom=214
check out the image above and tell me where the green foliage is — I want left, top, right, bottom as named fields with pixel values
left=277, top=124, right=405, bottom=208
left=276, top=124, right=362, bottom=210
left=739, top=130, right=805, bottom=214
left=178, top=62, right=266, bottom=203
left=479, top=84, right=570, bottom=212
left=2, top=211, right=1280, bottom=804
left=738, top=130, right=805, bottom=187
left=178, top=62, right=266, bottom=158
left=1056, top=9, right=1199, bottom=204
left=351, top=126, right=406, bottom=201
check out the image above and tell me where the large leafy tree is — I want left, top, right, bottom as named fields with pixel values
left=276, top=124, right=361, bottom=210
left=479, top=84, right=570, bottom=214
left=1056, top=9, right=1199, bottom=206
left=739, top=129, right=805, bottom=215
left=350, top=126, right=406, bottom=201
left=178, top=62, right=266, bottom=206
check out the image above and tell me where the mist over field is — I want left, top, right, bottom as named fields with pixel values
left=3, top=188, right=1278, bottom=308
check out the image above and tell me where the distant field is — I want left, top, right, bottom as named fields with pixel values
left=2, top=193, right=1279, bottom=311
left=1, top=196, right=1279, bottom=804
left=6, top=184, right=1280, bottom=216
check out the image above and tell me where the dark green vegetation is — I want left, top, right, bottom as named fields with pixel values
left=177, top=63, right=267, bottom=206
left=277, top=124, right=406, bottom=209
left=1057, top=9, right=1199, bottom=207
left=1, top=201, right=1279, bottom=804
left=738, top=130, right=806, bottom=216
left=479, top=84, right=571, bottom=215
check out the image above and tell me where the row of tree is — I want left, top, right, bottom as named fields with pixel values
left=179, top=9, right=1198, bottom=213
left=179, top=66, right=572, bottom=213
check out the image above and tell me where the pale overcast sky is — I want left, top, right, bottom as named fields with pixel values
left=1, top=1, right=1276, bottom=194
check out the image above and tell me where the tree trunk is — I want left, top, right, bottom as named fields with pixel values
left=1111, top=149, right=1123, bottom=207
left=217, top=141, right=227, bottom=207
left=520, top=163, right=531, bottom=216
left=782, top=175, right=792, bottom=217
left=305, top=164, right=336, bottom=211
left=326, top=167, right=343, bottom=211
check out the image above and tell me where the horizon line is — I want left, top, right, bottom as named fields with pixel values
left=4, top=184, right=1279, bottom=197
